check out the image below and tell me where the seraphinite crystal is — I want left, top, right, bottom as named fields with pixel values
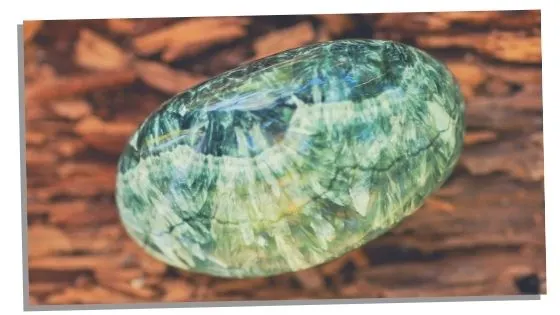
left=115, top=39, right=465, bottom=278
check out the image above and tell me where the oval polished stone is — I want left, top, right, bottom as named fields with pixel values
left=115, top=39, right=465, bottom=278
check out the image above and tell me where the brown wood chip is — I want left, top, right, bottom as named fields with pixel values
left=253, top=22, right=315, bottom=60
left=435, top=11, right=503, bottom=25
left=26, top=148, right=58, bottom=168
left=212, top=278, right=268, bottom=294
left=24, top=20, right=43, bottom=43
left=464, top=130, right=498, bottom=145
left=29, top=255, right=122, bottom=271
left=106, top=19, right=138, bottom=35
left=98, top=279, right=158, bottom=300
left=417, top=31, right=542, bottom=63
left=375, top=13, right=450, bottom=32
left=30, top=168, right=116, bottom=201
left=134, top=60, right=207, bottom=94
left=446, top=61, right=487, bottom=99
left=55, top=162, right=116, bottom=179
left=74, top=116, right=136, bottom=154
left=339, top=280, right=383, bottom=298
left=25, top=69, right=137, bottom=103
left=483, top=64, right=542, bottom=85
left=74, top=29, right=131, bottom=71
left=293, top=268, right=324, bottom=290
left=484, top=78, right=512, bottom=96
left=468, top=84, right=542, bottom=112
left=30, top=282, right=68, bottom=296
left=161, top=280, right=196, bottom=302
left=27, top=225, right=73, bottom=257
left=45, top=286, right=137, bottom=304
left=490, top=10, right=541, bottom=28
left=424, top=197, right=456, bottom=213
left=480, top=32, right=542, bottom=63
left=133, top=17, right=250, bottom=62
left=119, top=244, right=168, bottom=276
left=50, top=99, right=92, bottom=120
left=53, top=138, right=88, bottom=158
left=316, top=14, right=354, bottom=36
left=25, top=131, right=47, bottom=146
left=67, top=230, right=121, bottom=254
left=49, top=201, right=118, bottom=226
left=460, top=133, right=544, bottom=181
left=29, top=295, right=39, bottom=305
left=96, top=268, right=144, bottom=283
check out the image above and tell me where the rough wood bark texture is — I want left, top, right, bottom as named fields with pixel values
left=23, top=10, right=545, bottom=306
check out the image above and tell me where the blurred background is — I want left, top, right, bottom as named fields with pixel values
left=23, top=10, right=544, bottom=305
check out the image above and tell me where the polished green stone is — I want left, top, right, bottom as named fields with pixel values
left=115, top=39, right=465, bottom=278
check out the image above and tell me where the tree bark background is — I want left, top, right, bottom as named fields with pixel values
left=23, top=10, right=545, bottom=306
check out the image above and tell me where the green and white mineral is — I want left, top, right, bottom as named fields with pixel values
left=115, top=39, right=465, bottom=278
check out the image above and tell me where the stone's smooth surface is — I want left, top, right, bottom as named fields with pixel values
left=115, top=39, right=466, bottom=278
